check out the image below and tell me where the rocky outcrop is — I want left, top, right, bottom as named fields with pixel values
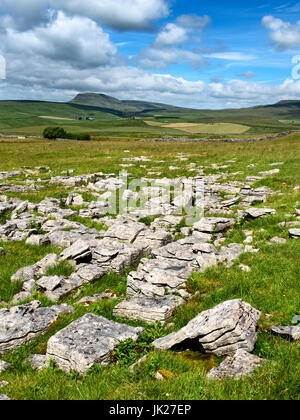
left=153, top=300, right=261, bottom=356
left=127, top=239, right=243, bottom=298
left=46, top=314, right=145, bottom=374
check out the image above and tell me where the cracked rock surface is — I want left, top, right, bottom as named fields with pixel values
left=153, top=299, right=261, bottom=356
left=206, top=349, right=266, bottom=380
left=46, top=313, right=145, bottom=374
left=0, top=301, right=74, bottom=353
left=113, top=295, right=184, bottom=324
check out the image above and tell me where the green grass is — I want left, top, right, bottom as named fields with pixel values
left=1, top=97, right=300, bottom=137
left=0, top=129, right=299, bottom=400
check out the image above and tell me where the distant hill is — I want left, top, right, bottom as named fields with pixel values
left=69, top=93, right=181, bottom=113
left=0, top=94, right=300, bottom=136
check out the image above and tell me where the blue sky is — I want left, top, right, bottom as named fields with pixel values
left=0, top=0, right=300, bottom=108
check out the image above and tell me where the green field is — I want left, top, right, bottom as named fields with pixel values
left=1, top=95, right=300, bottom=138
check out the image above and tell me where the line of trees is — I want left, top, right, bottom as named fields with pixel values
left=43, top=127, right=91, bottom=141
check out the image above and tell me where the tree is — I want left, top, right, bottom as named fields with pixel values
left=43, top=127, right=67, bottom=139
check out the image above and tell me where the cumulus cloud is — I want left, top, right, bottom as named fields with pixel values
left=0, top=0, right=49, bottom=30
left=0, top=0, right=169, bottom=31
left=3, top=48, right=300, bottom=109
left=176, top=14, right=211, bottom=32
left=137, top=47, right=208, bottom=70
left=137, top=14, right=211, bottom=70
left=2, top=11, right=117, bottom=68
left=262, top=15, right=300, bottom=50
left=153, top=23, right=188, bottom=47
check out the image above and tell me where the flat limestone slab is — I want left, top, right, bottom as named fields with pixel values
left=0, top=301, right=74, bottom=353
left=113, top=295, right=184, bottom=324
left=46, top=313, right=145, bottom=374
left=270, top=325, right=300, bottom=341
left=289, top=228, right=300, bottom=239
left=206, top=349, right=266, bottom=380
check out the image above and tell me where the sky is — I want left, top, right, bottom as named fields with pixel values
left=0, top=0, right=300, bottom=109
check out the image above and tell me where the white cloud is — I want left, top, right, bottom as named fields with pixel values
left=176, top=14, right=211, bottom=32
left=154, top=23, right=188, bottom=47
left=3, top=12, right=117, bottom=68
left=262, top=15, right=300, bottom=50
left=137, top=14, right=211, bottom=70
left=3, top=50, right=300, bottom=109
left=137, top=47, right=208, bottom=70
left=208, top=52, right=257, bottom=61
left=0, top=0, right=170, bottom=31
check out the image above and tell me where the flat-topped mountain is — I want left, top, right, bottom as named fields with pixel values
left=69, top=92, right=180, bottom=113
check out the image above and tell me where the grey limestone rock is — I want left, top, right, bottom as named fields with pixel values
left=153, top=299, right=261, bottom=357
left=113, top=295, right=184, bottom=324
left=0, top=301, right=74, bottom=353
left=127, top=257, right=193, bottom=297
left=244, top=208, right=276, bottom=219
left=11, top=254, right=59, bottom=283
left=28, top=354, right=50, bottom=371
left=104, top=217, right=147, bottom=243
left=0, top=359, right=11, bottom=374
left=77, top=291, right=117, bottom=306
left=193, top=217, right=234, bottom=233
left=206, top=349, right=266, bottom=380
left=289, top=228, right=300, bottom=239
left=60, top=240, right=92, bottom=263
left=270, top=326, right=300, bottom=341
left=35, top=265, right=103, bottom=302
left=46, top=313, right=145, bottom=374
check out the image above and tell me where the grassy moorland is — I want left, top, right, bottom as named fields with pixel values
left=1, top=95, right=300, bottom=137
left=0, top=131, right=299, bottom=400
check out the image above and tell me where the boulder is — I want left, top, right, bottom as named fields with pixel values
left=206, top=349, right=266, bottom=380
left=127, top=258, right=193, bottom=297
left=28, top=354, right=50, bottom=371
left=0, top=360, right=10, bottom=374
left=270, top=326, right=300, bottom=341
left=36, top=265, right=104, bottom=302
left=91, top=239, right=142, bottom=275
left=0, top=301, right=74, bottom=353
left=113, top=295, right=184, bottom=324
left=46, top=314, right=145, bottom=374
left=60, top=240, right=92, bottom=263
left=11, top=254, right=59, bottom=283
left=193, top=217, right=234, bottom=233
left=104, top=218, right=147, bottom=243
left=289, top=229, right=300, bottom=239
left=133, top=229, right=173, bottom=254
left=244, top=208, right=276, bottom=219
left=153, top=299, right=261, bottom=356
